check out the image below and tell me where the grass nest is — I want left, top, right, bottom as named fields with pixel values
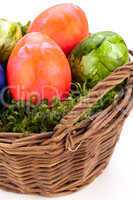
left=0, top=81, right=120, bottom=135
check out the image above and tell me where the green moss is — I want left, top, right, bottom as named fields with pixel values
left=0, top=81, right=122, bottom=134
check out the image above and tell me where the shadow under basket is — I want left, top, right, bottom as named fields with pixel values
left=0, top=53, right=133, bottom=197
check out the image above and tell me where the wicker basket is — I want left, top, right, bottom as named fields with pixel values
left=0, top=51, right=133, bottom=197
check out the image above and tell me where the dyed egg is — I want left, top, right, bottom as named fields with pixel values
left=0, top=64, right=5, bottom=91
left=7, top=32, right=72, bottom=103
left=28, top=3, right=89, bottom=54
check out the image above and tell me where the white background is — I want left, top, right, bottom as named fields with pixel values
left=0, top=0, right=133, bottom=199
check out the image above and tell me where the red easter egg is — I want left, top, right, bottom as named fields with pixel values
left=7, top=32, right=72, bottom=103
left=28, top=3, right=89, bottom=54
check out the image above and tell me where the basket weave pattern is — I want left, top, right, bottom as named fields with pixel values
left=0, top=58, right=133, bottom=196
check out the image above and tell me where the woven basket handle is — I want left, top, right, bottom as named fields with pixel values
left=53, top=52, right=133, bottom=142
